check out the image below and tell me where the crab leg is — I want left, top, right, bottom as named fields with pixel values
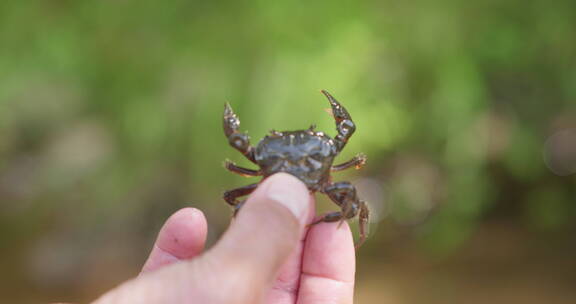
left=311, top=181, right=369, bottom=248
left=224, top=160, right=261, bottom=177
left=321, top=90, right=356, bottom=151
left=332, top=153, right=367, bottom=172
left=357, top=200, right=370, bottom=249
left=223, top=103, right=257, bottom=164
left=223, top=183, right=258, bottom=216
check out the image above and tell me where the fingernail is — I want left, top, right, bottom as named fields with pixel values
left=263, top=173, right=309, bottom=225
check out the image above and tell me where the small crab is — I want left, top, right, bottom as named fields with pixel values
left=223, top=90, right=369, bottom=247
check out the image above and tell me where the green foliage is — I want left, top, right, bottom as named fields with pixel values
left=0, top=0, right=575, bottom=278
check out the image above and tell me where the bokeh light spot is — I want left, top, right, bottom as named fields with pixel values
left=543, top=128, right=576, bottom=176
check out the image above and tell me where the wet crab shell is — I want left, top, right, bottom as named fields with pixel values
left=254, top=130, right=338, bottom=190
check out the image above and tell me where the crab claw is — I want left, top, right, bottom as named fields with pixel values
left=223, top=102, right=241, bottom=137
left=223, top=102, right=257, bottom=164
left=321, top=90, right=351, bottom=123
left=320, top=90, right=356, bottom=150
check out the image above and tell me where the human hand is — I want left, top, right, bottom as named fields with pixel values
left=92, top=173, right=356, bottom=304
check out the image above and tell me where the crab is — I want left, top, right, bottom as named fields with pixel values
left=222, top=90, right=369, bottom=247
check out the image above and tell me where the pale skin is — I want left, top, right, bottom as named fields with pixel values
left=89, top=173, right=356, bottom=304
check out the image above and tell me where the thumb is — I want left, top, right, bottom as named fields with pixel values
left=91, top=173, right=310, bottom=304
left=209, top=172, right=310, bottom=284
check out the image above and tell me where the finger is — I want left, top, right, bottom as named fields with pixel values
left=207, top=172, right=311, bottom=302
left=140, top=207, right=208, bottom=274
left=92, top=173, right=310, bottom=304
left=264, top=194, right=316, bottom=304
left=297, top=221, right=356, bottom=304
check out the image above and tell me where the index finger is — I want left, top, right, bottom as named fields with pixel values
left=297, top=221, right=356, bottom=303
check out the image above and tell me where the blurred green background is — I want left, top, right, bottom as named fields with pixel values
left=1, top=0, right=575, bottom=303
